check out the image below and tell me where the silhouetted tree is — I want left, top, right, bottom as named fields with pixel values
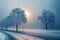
left=38, top=10, right=55, bottom=30
left=9, top=8, right=27, bottom=32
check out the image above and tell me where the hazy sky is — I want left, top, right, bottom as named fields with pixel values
left=0, top=0, right=60, bottom=29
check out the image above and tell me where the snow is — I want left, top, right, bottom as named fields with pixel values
left=18, top=29, right=60, bottom=38
left=5, top=29, right=60, bottom=40
left=0, top=32, right=6, bottom=40
left=4, top=31, right=44, bottom=40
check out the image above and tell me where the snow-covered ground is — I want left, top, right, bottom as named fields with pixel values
left=8, top=29, right=60, bottom=38
left=3, top=28, right=60, bottom=40
left=3, top=31, right=44, bottom=40
left=0, top=32, right=6, bottom=40
left=0, top=30, right=17, bottom=40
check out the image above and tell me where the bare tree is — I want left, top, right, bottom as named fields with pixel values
left=38, top=10, right=55, bottom=30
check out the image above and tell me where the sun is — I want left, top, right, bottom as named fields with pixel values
left=25, top=11, right=30, bottom=17
left=25, top=11, right=29, bottom=16
left=25, top=10, right=31, bottom=20
left=24, top=10, right=31, bottom=20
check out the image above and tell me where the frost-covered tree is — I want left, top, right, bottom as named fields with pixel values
left=9, top=8, right=27, bottom=32
left=38, top=10, right=55, bottom=30
left=0, top=16, right=14, bottom=30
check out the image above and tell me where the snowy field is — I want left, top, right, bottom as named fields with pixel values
left=8, top=28, right=60, bottom=40
left=0, top=29, right=60, bottom=40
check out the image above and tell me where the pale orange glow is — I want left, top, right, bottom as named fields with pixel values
left=25, top=11, right=29, bottom=17
left=24, top=10, right=31, bottom=20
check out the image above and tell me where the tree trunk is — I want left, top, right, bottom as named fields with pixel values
left=6, top=26, right=8, bottom=30
left=16, top=23, right=18, bottom=32
left=46, top=23, right=47, bottom=30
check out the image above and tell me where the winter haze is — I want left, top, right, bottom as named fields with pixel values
left=0, top=0, right=60, bottom=29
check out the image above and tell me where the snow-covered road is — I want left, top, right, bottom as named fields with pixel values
left=3, top=31, right=43, bottom=40
left=7, top=29, right=60, bottom=40
left=0, top=31, right=17, bottom=40
left=0, top=29, right=60, bottom=40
